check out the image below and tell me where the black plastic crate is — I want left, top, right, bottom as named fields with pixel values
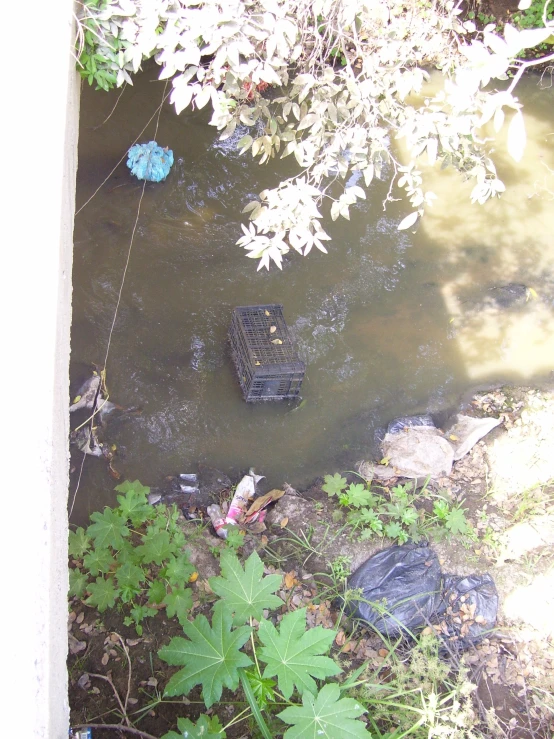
left=230, top=304, right=305, bottom=401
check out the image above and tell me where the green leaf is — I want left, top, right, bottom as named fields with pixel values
left=130, top=604, right=157, bottom=625
left=136, top=529, right=177, bottom=565
left=163, top=553, right=195, bottom=587
left=400, top=506, right=418, bottom=526
left=384, top=521, right=403, bottom=541
left=69, top=527, right=90, bottom=557
left=446, top=506, right=469, bottom=535
left=161, top=714, right=226, bottom=739
left=115, top=480, right=152, bottom=525
left=87, top=507, right=129, bottom=549
left=69, top=569, right=88, bottom=598
left=433, top=500, right=450, bottom=521
left=278, top=683, right=370, bottom=738
left=209, top=551, right=283, bottom=625
left=346, top=483, right=372, bottom=508
left=322, top=473, right=347, bottom=497
left=223, top=526, right=245, bottom=552
left=148, top=579, right=167, bottom=604
left=244, top=669, right=276, bottom=710
left=164, top=587, right=193, bottom=625
left=159, top=602, right=252, bottom=708
left=86, top=576, right=119, bottom=612
left=83, top=547, right=115, bottom=576
left=258, top=607, right=340, bottom=699
left=116, top=562, right=145, bottom=590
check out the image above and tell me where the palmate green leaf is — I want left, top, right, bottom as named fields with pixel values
left=208, top=551, right=283, bottom=625
left=116, top=562, right=145, bottom=590
left=69, top=526, right=90, bottom=558
left=148, top=579, right=167, bottom=604
left=244, top=669, right=276, bottom=710
left=164, top=586, right=193, bottom=625
left=69, top=568, right=88, bottom=598
left=135, top=529, right=177, bottom=565
left=83, top=547, right=115, bottom=576
left=87, top=507, right=129, bottom=550
left=163, top=553, right=195, bottom=587
left=322, top=473, right=347, bottom=497
left=86, top=576, right=119, bottom=612
left=159, top=602, right=252, bottom=708
left=258, top=607, right=341, bottom=700
left=115, top=480, right=152, bottom=526
left=346, top=483, right=372, bottom=508
left=278, top=683, right=371, bottom=739
left=161, top=714, right=226, bottom=739
left=446, top=506, right=469, bottom=534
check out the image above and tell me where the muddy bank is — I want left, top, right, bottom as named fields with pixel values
left=68, top=385, right=554, bottom=738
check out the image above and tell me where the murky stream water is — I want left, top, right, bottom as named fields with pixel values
left=70, top=67, right=554, bottom=522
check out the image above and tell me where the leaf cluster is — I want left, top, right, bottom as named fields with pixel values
left=158, top=549, right=371, bottom=736
left=322, top=474, right=471, bottom=544
left=74, top=0, right=554, bottom=271
left=68, top=480, right=196, bottom=634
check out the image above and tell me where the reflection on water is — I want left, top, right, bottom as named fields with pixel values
left=71, top=67, right=554, bottom=522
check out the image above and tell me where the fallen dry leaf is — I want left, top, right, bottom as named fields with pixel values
left=101, top=653, right=109, bottom=666
left=335, top=630, right=346, bottom=646
left=284, top=571, right=298, bottom=589
left=68, top=633, right=87, bottom=655
left=76, top=612, right=85, bottom=625
left=189, top=572, right=199, bottom=583
left=378, top=648, right=389, bottom=658
left=126, top=638, right=141, bottom=647
left=261, top=535, right=269, bottom=546
left=270, top=326, right=277, bottom=333
left=280, top=516, right=289, bottom=528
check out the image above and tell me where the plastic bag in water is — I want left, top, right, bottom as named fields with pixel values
left=127, top=141, right=174, bottom=182
left=387, top=414, right=436, bottom=434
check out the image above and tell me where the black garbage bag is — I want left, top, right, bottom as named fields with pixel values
left=345, top=543, right=442, bottom=636
left=345, top=544, right=498, bottom=647
left=387, top=414, right=436, bottom=434
left=437, top=574, right=498, bottom=648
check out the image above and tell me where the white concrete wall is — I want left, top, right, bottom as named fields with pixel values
left=3, top=1, right=79, bottom=736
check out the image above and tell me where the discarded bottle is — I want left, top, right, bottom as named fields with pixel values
left=70, top=729, right=92, bottom=739
left=207, top=504, right=234, bottom=539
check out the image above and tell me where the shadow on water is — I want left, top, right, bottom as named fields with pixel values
left=70, top=65, right=554, bottom=524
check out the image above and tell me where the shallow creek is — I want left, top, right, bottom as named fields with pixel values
left=70, top=68, right=554, bottom=522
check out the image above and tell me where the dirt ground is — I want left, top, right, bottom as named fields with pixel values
left=69, top=385, right=554, bottom=738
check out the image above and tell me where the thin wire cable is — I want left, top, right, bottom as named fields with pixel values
left=69, top=83, right=168, bottom=519
left=75, top=85, right=171, bottom=216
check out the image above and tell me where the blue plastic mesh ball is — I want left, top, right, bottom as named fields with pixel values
left=126, top=141, right=174, bottom=182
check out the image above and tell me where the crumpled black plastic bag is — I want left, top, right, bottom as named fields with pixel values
left=346, top=544, right=498, bottom=646
left=345, top=543, right=442, bottom=636
left=437, top=573, right=498, bottom=648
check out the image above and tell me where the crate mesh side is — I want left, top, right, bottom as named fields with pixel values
left=229, top=304, right=305, bottom=401
left=234, top=305, right=298, bottom=365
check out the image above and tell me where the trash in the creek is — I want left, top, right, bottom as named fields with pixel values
left=345, top=543, right=498, bottom=647
left=70, top=373, right=119, bottom=424
left=208, top=470, right=285, bottom=538
left=71, top=426, right=105, bottom=458
left=127, top=141, right=174, bottom=182
left=70, top=729, right=92, bottom=739
left=371, top=412, right=501, bottom=479
left=382, top=416, right=455, bottom=478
